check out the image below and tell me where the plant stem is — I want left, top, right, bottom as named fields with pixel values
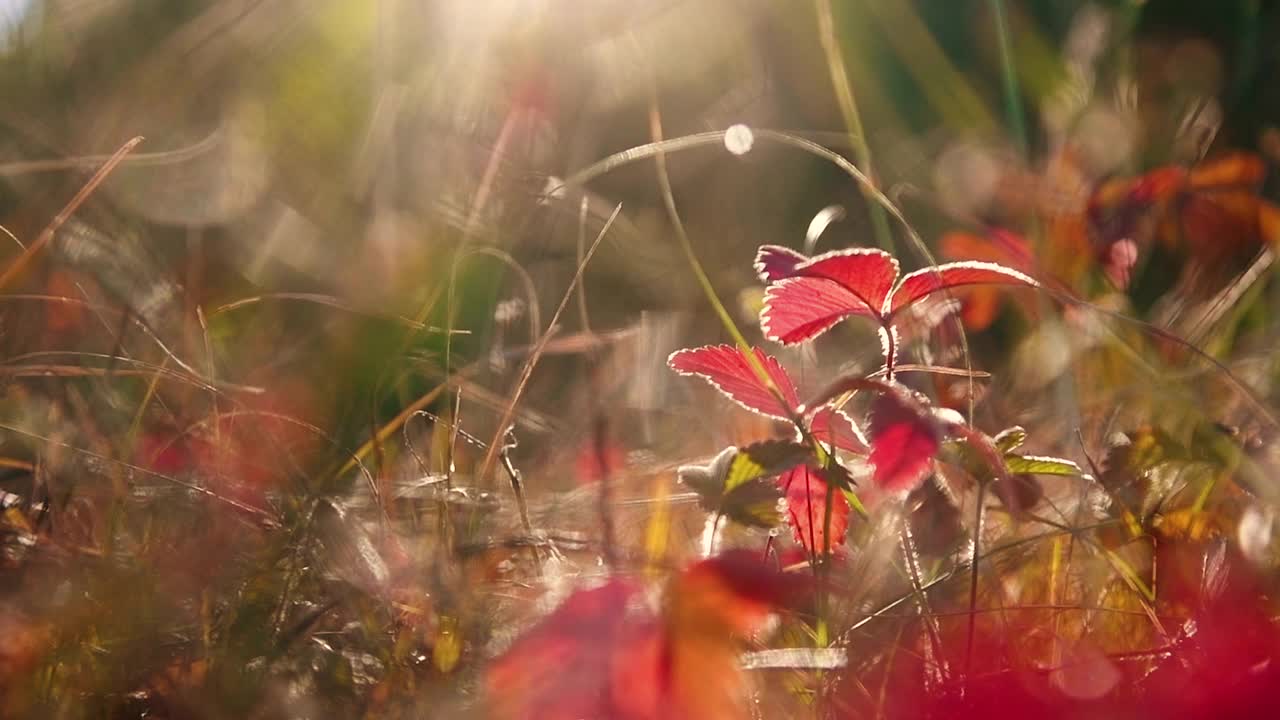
left=988, top=0, right=1027, bottom=156
left=815, top=0, right=895, bottom=253
left=964, top=479, right=988, bottom=687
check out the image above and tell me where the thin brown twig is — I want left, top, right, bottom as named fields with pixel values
left=0, top=136, right=143, bottom=292
left=477, top=204, right=623, bottom=484
left=594, top=415, right=619, bottom=570
left=0, top=421, right=276, bottom=524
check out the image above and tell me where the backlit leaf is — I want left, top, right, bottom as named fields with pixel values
left=993, top=426, right=1028, bottom=452
left=867, top=389, right=941, bottom=493
left=724, top=441, right=810, bottom=493
left=809, top=406, right=868, bottom=454
left=1004, top=454, right=1084, bottom=477
left=779, top=464, right=850, bottom=554
left=723, top=484, right=785, bottom=528
left=939, top=230, right=1035, bottom=330
left=792, top=247, right=900, bottom=312
left=486, top=580, right=640, bottom=720
left=677, top=445, right=794, bottom=529
left=760, top=277, right=874, bottom=345
left=678, top=447, right=738, bottom=499
left=757, top=246, right=900, bottom=345
left=887, top=262, right=1038, bottom=316
left=668, top=344, right=798, bottom=419
left=753, top=244, right=807, bottom=283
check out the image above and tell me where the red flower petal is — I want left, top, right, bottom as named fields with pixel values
left=867, top=390, right=940, bottom=493
left=668, top=344, right=799, bottom=419
left=753, top=244, right=808, bottom=283
left=809, top=406, right=867, bottom=454
left=793, top=247, right=900, bottom=314
left=760, top=277, right=872, bottom=345
left=887, top=262, right=1037, bottom=316
left=779, top=464, right=851, bottom=555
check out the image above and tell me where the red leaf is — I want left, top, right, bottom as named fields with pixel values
left=488, top=554, right=802, bottom=720
left=674, top=550, right=802, bottom=627
left=867, top=390, right=940, bottom=493
left=757, top=247, right=901, bottom=345
left=753, top=244, right=807, bottom=283
left=793, top=247, right=899, bottom=313
left=574, top=439, right=626, bottom=485
left=760, top=277, right=872, bottom=345
left=668, top=344, right=798, bottom=419
left=887, top=262, right=1037, bottom=317
left=1188, top=151, right=1266, bottom=189
left=780, top=464, right=851, bottom=554
left=940, top=231, right=1034, bottom=330
left=486, top=580, right=641, bottom=720
left=809, top=406, right=867, bottom=454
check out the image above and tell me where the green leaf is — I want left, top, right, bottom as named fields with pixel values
left=939, top=439, right=986, bottom=478
left=1004, top=454, right=1084, bottom=477
left=814, top=461, right=856, bottom=492
left=677, top=443, right=804, bottom=529
left=718, top=481, right=784, bottom=528
left=724, top=440, right=810, bottom=493
left=993, top=425, right=1027, bottom=453
left=678, top=446, right=738, bottom=498
left=840, top=487, right=869, bottom=519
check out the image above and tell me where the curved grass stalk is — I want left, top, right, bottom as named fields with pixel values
left=0, top=420, right=276, bottom=524
left=0, top=295, right=264, bottom=395
left=814, top=0, right=895, bottom=253
left=645, top=103, right=842, bottom=565
left=457, top=247, right=542, bottom=346
left=476, top=204, right=624, bottom=527
left=555, top=128, right=978, bottom=425
left=211, top=293, right=462, bottom=336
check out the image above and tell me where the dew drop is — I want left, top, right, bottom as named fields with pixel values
left=724, top=124, right=754, bottom=156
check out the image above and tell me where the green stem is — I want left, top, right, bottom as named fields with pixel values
left=815, top=0, right=895, bottom=252
left=988, top=0, right=1028, bottom=156
left=558, top=129, right=982, bottom=428
left=964, top=479, right=987, bottom=686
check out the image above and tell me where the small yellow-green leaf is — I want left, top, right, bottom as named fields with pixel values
left=1005, top=454, right=1084, bottom=477
left=725, top=440, right=810, bottom=493
left=993, top=425, right=1027, bottom=453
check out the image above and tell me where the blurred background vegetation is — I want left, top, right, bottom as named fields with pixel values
left=1, top=0, right=1280, bottom=717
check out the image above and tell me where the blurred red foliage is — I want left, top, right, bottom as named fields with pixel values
left=486, top=551, right=804, bottom=720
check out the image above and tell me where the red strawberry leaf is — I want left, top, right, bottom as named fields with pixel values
left=793, top=247, right=900, bottom=313
left=758, top=247, right=901, bottom=345
left=809, top=406, right=868, bottom=454
left=780, top=464, right=851, bottom=555
left=486, top=580, right=641, bottom=720
left=668, top=344, right=799, bottom=419
left=754, top=244, right=808, bottom=283
left=761, top=278, right=874, bottom=345
left=867, top=389, right=941, bottom=493
left=886, top=262, right=1037, bottom=317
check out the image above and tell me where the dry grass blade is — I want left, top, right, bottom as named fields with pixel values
left=0, top=136, right=143, bottom=292
left=0, top=421, right=276, bottom=524
left=477, top=203, right=624, bottom=488
left=211, top=292, right=464, bottom=335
